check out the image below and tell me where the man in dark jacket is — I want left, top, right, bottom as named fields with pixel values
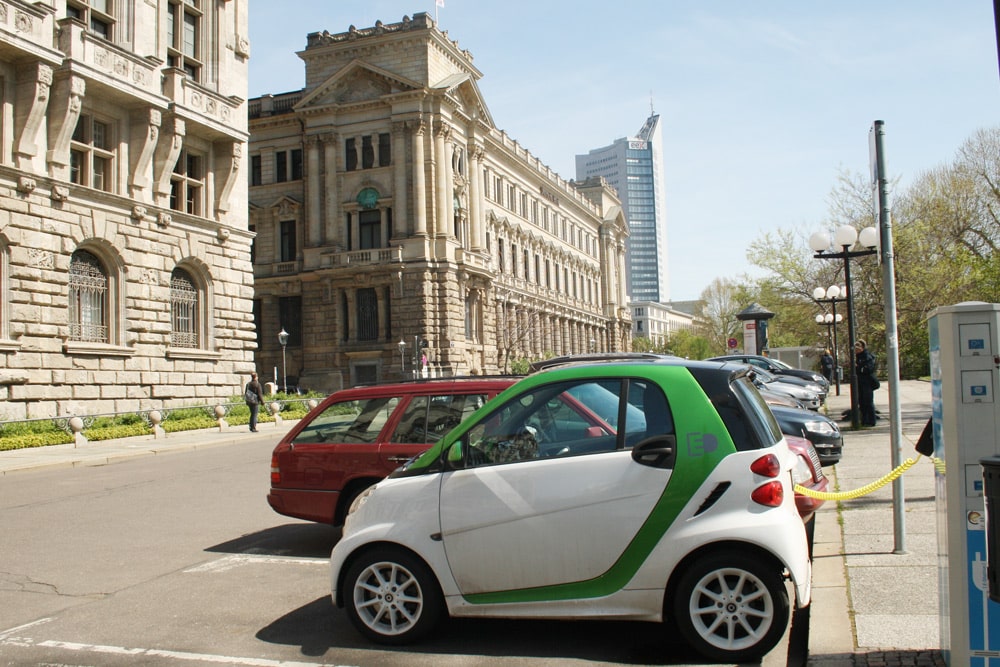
left=854, top=340, right=877, bottom=426
left=245, top=372, right=265, bottom=432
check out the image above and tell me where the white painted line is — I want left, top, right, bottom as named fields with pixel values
left=0, top=617, right=53, bottom=639
left=34, top=639, right=356, bottom=667
left=184, top=554, right=327, bottom=573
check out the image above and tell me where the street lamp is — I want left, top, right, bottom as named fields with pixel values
left=398, top=339, right=406, bottom=375
left=809, top=224, right=878, bottom=429
left=277, top=328, right=289, bottom=394
left=813, top=285, right=847, bottom=396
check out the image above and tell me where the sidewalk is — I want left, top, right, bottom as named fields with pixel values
left=807, top=379, right=945, bottom=666
left=0, top=383, right=946, bottom=666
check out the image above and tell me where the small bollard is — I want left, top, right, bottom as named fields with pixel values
left=148, top=410, right=165, bottom=439
left=270, top=401, right=283, bottom=427
left=214, top=404, right=229, bottom=431
left=69, top=416, right=87, bottom=448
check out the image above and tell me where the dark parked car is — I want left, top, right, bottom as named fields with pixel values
left=707, top=354, right=829, bottom=400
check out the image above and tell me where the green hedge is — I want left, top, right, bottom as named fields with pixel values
left=0, top=394, right=319, bottom=452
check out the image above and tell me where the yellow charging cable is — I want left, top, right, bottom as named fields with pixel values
left=794, top=454, right=945, bottom=501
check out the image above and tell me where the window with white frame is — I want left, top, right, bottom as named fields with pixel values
left=70, top=114, right=115, bottom=192
left=69, top=249, right=108, bottom=343
left=67, top=0, right=115, bottom=40
left=167, top=0, right=202, bottom=82
left=170, top=267, right=199, bottom=348
left=170, top=148, right=204, bottom=216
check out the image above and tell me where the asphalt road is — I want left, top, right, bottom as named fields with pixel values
left=0, top=435, right=794, bottom=666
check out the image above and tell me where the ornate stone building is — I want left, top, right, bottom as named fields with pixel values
left=0, top=1, right=252, bottom=419
left=249, top=13, right=630, bottom=392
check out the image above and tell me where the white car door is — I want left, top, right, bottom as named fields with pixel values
left=438, top=378, right=676, bottom=596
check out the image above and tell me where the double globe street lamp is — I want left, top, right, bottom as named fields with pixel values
left=813, top=285, right=846, bottom=396
left=808, top=224, right=878, bottom=429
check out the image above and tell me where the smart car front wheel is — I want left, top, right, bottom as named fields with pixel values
left=672, top=551, right=789, bottom=663
left=343, top=547, right=443, bottom=645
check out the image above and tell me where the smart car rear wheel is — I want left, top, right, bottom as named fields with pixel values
left=673, top=552, right=789, bottom=663
left=344, top=547, right=442, bottom=645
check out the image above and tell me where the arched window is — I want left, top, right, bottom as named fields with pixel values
left=69, top=249, right=108, bottom=342
left=170, top=267, right=199, bottom=348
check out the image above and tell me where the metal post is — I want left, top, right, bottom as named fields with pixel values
left=831, top=301, right=841, bottom=396
left=873, top=119, right=906, bottom=554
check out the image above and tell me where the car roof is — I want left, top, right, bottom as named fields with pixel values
left=323, top=376, right=520, bottom=400
left=529, top=352, right=734, bottom=374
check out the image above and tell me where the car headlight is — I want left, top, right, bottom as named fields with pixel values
left=804, top=420, right=836, bottom=435
left=348, top=485, right=377, bottom=516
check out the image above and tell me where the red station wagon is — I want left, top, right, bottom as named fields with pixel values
left=267, top=377, right=518, bottom=525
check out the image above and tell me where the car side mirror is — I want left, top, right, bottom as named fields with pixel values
left=447, top=442, right=464, bottom=465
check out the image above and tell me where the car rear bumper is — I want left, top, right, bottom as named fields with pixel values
left=267, top=488, right=339, bottom=524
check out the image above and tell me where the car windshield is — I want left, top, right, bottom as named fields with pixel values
left=770, top=358, right=794, bottom=370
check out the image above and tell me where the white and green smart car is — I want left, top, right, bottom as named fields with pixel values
left=330, top=355, right=811, bottom=663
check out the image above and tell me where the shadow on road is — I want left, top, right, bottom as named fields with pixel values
left=206, top=522, right=341, bottom=558
left=257, top=597, right=711, bottom=665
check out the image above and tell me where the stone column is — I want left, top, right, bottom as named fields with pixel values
left=433, top=121, right=450, bottom=238
left=469, top=145, right=484, bottom=250
left=306, top=135, right=321, bottom=246
left=323, top=133, right=338, bottom=245
left=412, top=120, right=427, bottom=236
left=392, top=122, right=407, bottom=240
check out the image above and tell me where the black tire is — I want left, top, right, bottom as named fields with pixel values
left=672, top=551, right=790, bottom=663
left=343, top=546, right=443, bottom=645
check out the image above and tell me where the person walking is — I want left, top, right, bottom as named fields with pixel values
left=820, top=348, right=835, bottom=383
left=245, top=372, right=264, bottom=432
left=854, top=340, right=878, bottom=426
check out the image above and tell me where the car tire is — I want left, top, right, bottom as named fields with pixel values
left=343, top=546, right=443, bottom=645
left=672, top=551, right=789, bottom=663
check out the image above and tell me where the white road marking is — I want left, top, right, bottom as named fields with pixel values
left=184, top=554, right=327, bottom=573
left=0, top=617, right=53, bottom=639
left=0, top=637, right=354, bottom=667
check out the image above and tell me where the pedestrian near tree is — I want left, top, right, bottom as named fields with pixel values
left=854, top=340, right=878, bottom=426
left=245, top=372, right=264, bottom=432
left=820, top=349, right=835, bottom=383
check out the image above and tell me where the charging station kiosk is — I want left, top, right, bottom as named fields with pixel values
left=929, top=302, right=1000, bottom=665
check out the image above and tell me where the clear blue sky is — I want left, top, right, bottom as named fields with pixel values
left=249, top=1, right=1000, bottom=301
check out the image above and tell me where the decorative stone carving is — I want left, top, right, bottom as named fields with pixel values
left=217, top=227, right=230, bottom=242
left=131, top=205, right=147, bottom=222
left=157, top=212, right=172, bottom=228
left=27, top=247, right=54, bottom=269
left=51, top=185, right=69, bottom=201
left=17, top=176, right=35, bottom=193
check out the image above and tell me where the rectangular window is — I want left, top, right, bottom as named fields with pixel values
left=357, top=288, right=378, bottom=341
left=378, top=133, right=391, bottom=167
left=252, top=298, right=261, bottom=347
left=67, top=0, right=115, bottom=40
left=362, top=135, right=374, bottom=169
left=275, top=151, right=287, bottom=183
left=250, top=155, right=261, bottom=186
left=359, top=210, right=381, bottom=249
left=170, top=148, right=203, bottom=215
left=279, top=220, right=296, bottom=262
left=167, top=0, right=201, bottom=81
left=70, top=114, right=115, bottom=192
left=345, top=138, right=357, bottom=171
left=290, top=149, right=303, bottom=180
left=278, top=296, right=302, bottom=346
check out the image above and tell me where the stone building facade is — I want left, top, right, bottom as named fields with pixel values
left=0, top=1, right=252, bottom=420
left=249, top=13, right=631, bottom=392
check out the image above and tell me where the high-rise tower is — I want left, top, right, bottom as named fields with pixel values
left=576, top=113, right=668, bottom=303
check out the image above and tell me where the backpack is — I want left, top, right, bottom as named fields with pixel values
left=244, top=384, right=259, bottom=405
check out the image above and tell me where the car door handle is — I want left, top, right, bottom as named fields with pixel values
left=631, top=435, right=676, bottom=469
left=387, top=456, right=412, bottom=462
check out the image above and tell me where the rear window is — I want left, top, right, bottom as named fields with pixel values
left=292, top=396, right=399, bottom=445
left=732, top=377, right=783, bottom=447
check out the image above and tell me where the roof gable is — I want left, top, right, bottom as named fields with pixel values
left=295, top=60, right=424, bottom=110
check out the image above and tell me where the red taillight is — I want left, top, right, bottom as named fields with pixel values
left=750, top=453, right=781, bottom=478
left=751, top=480, right=784, bottom=507
left=270, top=454, right=280, bottom=485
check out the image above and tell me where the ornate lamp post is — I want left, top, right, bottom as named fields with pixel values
left=809, top=225, right=878, bottom=429
left=813, top=285, right=846, bottom=396
left=277, top=328, right=289, bottom=394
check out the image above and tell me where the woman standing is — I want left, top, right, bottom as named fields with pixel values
left=854, top=340, right=878, bottom=426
